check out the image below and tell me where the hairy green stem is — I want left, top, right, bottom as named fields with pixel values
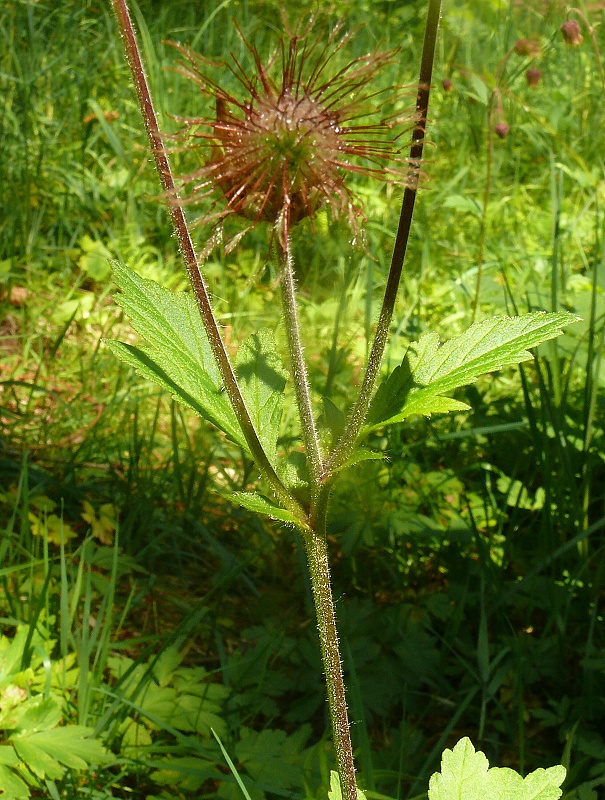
left=324, top=0, right=442, bottom=479
left=111, top=0, right=304, bottom=521
left=279, top=241, right=324, bottom=500
left=304, top=492, right=357, bottom=800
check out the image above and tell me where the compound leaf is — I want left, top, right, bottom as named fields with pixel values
left=150, top=756, right=218, bottom=791
left=11, top=726, right=109, bottom=780
left=367, top=313, right=578, bottom=430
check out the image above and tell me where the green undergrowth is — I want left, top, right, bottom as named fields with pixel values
left=1, top=0, right=605, bottom=798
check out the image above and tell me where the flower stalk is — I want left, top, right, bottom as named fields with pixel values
left=303, top=511, right=357, bottom=800
left=110, top=0, right=304, bottom=523
left=111, top=3, right=441, bottom=800
left=279, top=238, right=324, bottom=500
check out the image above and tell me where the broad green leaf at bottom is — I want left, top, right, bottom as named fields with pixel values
left=428, top=737, right=566, bottom=800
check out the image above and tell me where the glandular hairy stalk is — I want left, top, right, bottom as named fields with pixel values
left=110, top=3, right=441, bottom=800
left=110, top=0, right=303, bottom=523
left=278, top=237, right=324, bottom=500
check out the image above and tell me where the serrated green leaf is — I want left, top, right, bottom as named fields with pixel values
left=11, top=697, right=61, bottom=735
left=234, top=726, right=311, bottom=794
left=0, top=763, right=30, bottom=799
left=367, top=313, right=578, bottom=430
left=236, top=330, right=287, bottom=467
left=334, top=448, right=386, bottom=474
left=11, top=739, right=63, bottom=781
left=105, top=341, right=245, bottom=447
left=487, top=766, right=567, bottom=800
left=108, top=263, right=246, bottom=449
left=428, top=738, right=566, bottom=800
left=229, top=492, right=306, bottom=528
left=428, top=738, right=490, bottom=800
left=11, top=726, right=109, bottom=780
left=0, top=748, right=20, bottom=767
left=150, top=756, right=217, bottom=791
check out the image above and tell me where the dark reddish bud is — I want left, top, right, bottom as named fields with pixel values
left=514, top=39, right=541, bottom=57
left=442, top=78, right=453, bottom=91
left=494, top=122, right=510, bottom=139
left=526, top=68, right=542, bottom=87
left=561, top=20, right=583, bottom=46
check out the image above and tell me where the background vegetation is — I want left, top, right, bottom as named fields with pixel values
left=1, top=0, right=604, bottom=798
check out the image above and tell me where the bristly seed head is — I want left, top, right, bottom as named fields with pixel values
left=169, top=17, right=415, bottom=253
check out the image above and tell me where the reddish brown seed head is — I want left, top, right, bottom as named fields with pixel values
left=170, top=18, right=416, bottom=250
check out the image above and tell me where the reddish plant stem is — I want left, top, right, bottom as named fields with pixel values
left=325, top=0, right=442, bottom=478
left=111, top=0, right=303, bottom=521
left=305, top=490, right=357, bottom=800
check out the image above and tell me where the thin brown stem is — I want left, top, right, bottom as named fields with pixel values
left=324, top=0, right=442, bottom=478
left=111, top=0, right=304, bottom=521
left=569, top=7, right=605, bottom=98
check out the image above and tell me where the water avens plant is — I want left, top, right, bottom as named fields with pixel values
left=109, top=2, right=576, bottom=798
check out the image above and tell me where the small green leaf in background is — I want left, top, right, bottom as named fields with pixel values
left=107, top=263, right=246, bottom=449
left=150, top=756, right=218, bottom=792
left=77, top=234, right=113, bottom=281
left=428, top=737, right=566, bottom=800
left=367, top=312, right=578, bottom=430
left=27, top=513, right=76, bottom=545
left=236, top=330, right=287, bottom=468
left=224, top=726, right=313, bottom=799
left=81, top=501, right=118, bottom=545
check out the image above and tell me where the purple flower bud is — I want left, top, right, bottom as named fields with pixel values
left=561, top=20, right=583, bottom=46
